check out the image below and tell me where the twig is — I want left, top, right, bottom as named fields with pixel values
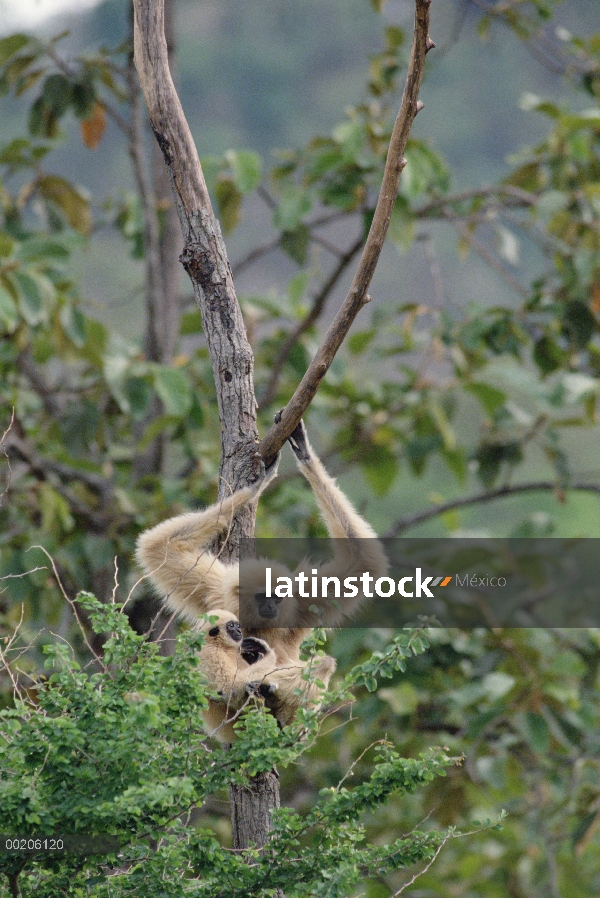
left=259, top=0, right=435, bottom=464
left=0, top=408, right=14, bottom=508
left=7, top=431, right=113, bottom=498
left=259, top=234, right=364, bottom=408
left=386, top=480, right=600, bottom=536
left=414, top=184, right=536, bottom=217
left=451, top=217, right=530, bottom=299
left=28, top=546, right=103, bottom=667
left=391, top=833, right=451, bottom=896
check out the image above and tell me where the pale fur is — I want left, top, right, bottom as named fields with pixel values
left=136, top=422, right=388, bottom=729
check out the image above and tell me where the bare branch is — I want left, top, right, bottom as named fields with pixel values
left=386, top=481, right=600, bottom=536
left=6, top=431, right=114, bottom=501
left=259, top=0, right=435, bottom=463
left=0, top=409, right=14, bottom=508
left=414, top=184, right=536, bottom=217
left=133, top=0, right=262, bottom=516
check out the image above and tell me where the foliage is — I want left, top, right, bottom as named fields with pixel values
left=0, top=595, right=460, bottom=897
left=0, top=1, right=600, bottom=896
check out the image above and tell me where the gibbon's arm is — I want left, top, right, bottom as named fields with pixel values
left=136, top=459, right=279, bottom=622
left=284, top=418, right=388, bottom=627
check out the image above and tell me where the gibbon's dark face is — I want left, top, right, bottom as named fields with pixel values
left=254, top=591, right=283, bottom=620
left=209, top=620, right=243, bottom=642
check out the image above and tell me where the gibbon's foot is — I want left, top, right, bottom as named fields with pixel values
left=274, top=410, right=311, bottom=464
left=287, top=421, right=311, bottom=464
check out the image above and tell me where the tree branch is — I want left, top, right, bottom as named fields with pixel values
left=386, top=481, right=600, bottom=536
left=132, top=0, right=262, bottom=532
left=259, top=0, right=435, bottom=464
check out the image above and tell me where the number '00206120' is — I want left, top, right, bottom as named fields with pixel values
left=1, top=838, right=64, bottom=852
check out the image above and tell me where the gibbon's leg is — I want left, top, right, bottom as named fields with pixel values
left=277, top=414, right=388, bottom=627
left=136, top=456, right=279, bottom=622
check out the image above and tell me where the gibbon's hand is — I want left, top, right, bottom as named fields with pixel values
left=246, top=680, right=278, bottom=698
left=274, top=410, right=311, bottom=464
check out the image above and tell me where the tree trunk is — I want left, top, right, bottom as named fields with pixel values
left=229, top=770, right=280, bottom=849
left=132, top=0, right=273, bottom=855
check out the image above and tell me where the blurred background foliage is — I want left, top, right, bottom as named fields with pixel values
left=1, top=0, right=600, bottom=895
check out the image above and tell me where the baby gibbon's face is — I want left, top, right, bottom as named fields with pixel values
left=208, top=618, right=243, bottom=644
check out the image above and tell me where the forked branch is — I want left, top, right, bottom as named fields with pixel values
left=260, top=0, right=435, bottom=464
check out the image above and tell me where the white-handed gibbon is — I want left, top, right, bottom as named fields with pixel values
left=197, top=609, right=279, bottom=742
left=136, top=418, right=387, bottom=729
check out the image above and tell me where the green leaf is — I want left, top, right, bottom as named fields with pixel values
left=180, top=309, right=203, bottom=335
left=465, top=382, right=506, bottom=415
left=281, top=224, right=309, bottom=265
left=154, top=367, right=193, bottom=416
left=14, top=270, right=45, bottom=325
left=38, top=175, right=92, bottom=235
left=0, top=285, right=18, bottom=332
left=385, top=25, right=405, bottom=51
left=17, top=237, right=70, bottom=262
left=533, top=335, right=564, bottom=375
left=29, top=95, right=59, bottom=138
left=60, top=304, right=86, bottom=347
left=521, top=711, right=550, bottom=753
left=125, top=376, right=152, bottom=420
left=273, top=185, right=312, bottom=232
left=562, top=300, right=595, bottom=349
left=225, top=149, right=262, bottom=194
left=0, top=231, right=15, bottom=257
left=71, top=77, right=96, bottom=118
left=0, top=34, right=30, bottom=66
left=215, top=178, right=242, bottom=233
left=348, top=330, right=375, bottom=355
left=388, top=197, right=415, bottom=253
left=41, top=72, right=72, bottom=118
left=361, top=445, right=399, bottom=496
left=441, top=447, right=467, bottom=483
left=474, top=442, right=523, bottom=489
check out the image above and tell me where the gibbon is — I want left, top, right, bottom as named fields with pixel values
left=136, top=418, right=387, bottom=729
left=197, top=609, right=279, bottom=742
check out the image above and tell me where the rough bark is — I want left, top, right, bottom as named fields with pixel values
left=132, top=0, right=267, bottom=854
left=133, top=2, right=261, bottom=550
left=229, top=770, right=281, bottom=849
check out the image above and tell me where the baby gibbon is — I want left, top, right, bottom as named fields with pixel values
left=137, top=418, right=387, bottom=728
left=197, top=609, right=278, bottom=743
